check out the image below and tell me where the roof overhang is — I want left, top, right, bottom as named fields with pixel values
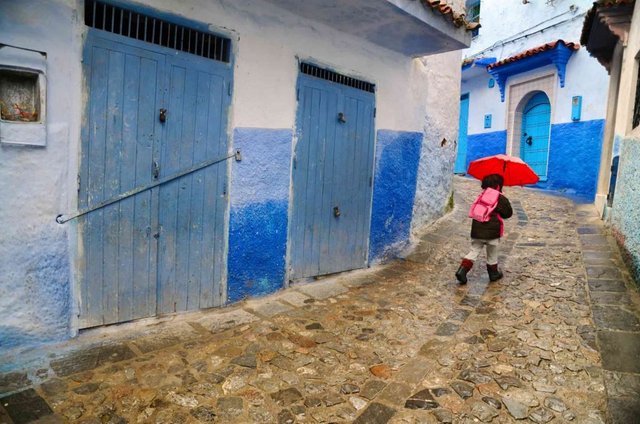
left=581, top=0, right=635, bottom=71
left=260, top=0, right=472, bottom=57
left=461, top=57, right=496, bottom=82
left=486, top=41, right=580, bottom=102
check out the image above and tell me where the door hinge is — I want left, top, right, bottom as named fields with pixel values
left=228, top=81, right=232, bottom=97
left=77, top=174, right=81, bottom=192
left=296, top=88, right=300, bottom=102
left=373, top=108, right=376, bottom=118
left=369, top=176, right=372, bottom=187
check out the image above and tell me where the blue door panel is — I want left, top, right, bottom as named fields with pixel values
left=291, top=75, right=375, bottom=279
left=455, top=94, right=469, bottom=173
left=158, top=55, right=229, bottom=314
left=80, top=33, right=165, bottom=327
left=81, top=29, right=230, bottom=326
left=521, top=92, right=551, bottom=179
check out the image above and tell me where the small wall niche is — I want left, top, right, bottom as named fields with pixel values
left=0, top=46, right=47, bottom=146
left=1, top=69, right=41, bottom=122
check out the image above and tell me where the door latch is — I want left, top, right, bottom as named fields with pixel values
left=338, top=112, right=346, bottom=123
left=333, top=206, right=341, bottom=217
left=159, top=108, right=167, bottom=123
left=152, top=160, right=160, bottom=179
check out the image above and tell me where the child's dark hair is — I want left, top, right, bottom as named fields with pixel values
left=481, top=174, right=504, bottom=191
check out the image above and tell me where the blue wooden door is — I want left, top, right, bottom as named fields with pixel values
left=521, top=92, right=551, bottom=180
left=80, top=30, right=230, bottom=326
left=454, top=94, right=469, bottom=173
left=290, top=76, right=375, bottom=279
left=157, top=53, right=230, bottom=314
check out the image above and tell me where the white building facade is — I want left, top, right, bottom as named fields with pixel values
left=0, top=0, right=470, bottom=352
left=457, top=0, right=610, bottom=201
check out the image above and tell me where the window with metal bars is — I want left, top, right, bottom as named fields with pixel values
left=300, top=62, right=375, bottom=93
left=633, top=55, right=640, bottom=129
left=84, top=0, right=231, bottom=63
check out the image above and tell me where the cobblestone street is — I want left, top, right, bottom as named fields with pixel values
left=1, top=176, right=640, bottom=424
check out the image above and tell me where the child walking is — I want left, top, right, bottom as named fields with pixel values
left=456, top=174, right=513, bottom=284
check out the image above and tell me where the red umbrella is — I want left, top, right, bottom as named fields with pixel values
left=467, top=154, right=539, bottom=186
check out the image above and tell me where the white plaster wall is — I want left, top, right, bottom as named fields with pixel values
left=0, top=0, right=82, bottom=346
left=149, top=0, right=433, bottom=132
left=0, top=0, right=462, bottom=346
left=463, top=51, right=608, bottom=136
left=411, top=50, right=463, bottom=232
left=462, top=73, right=505, bottom=133
left=613, top=1, right=640, bottom=137
left=467, top=0, right=594, bottom=58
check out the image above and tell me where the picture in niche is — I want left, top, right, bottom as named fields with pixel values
left=0, top=69, right=40, bottom=122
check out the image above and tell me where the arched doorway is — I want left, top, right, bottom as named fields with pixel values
left=520, top=92, right=551, bottom=180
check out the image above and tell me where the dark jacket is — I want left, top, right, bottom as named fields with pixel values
left=471, top=194, right=513, bottom=240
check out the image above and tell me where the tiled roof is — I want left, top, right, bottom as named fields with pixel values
left=487, top=40, right=580, bottom=70
left=421, top=0, right=480, bottom=31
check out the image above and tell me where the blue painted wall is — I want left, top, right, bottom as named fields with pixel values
left=465, top=130, right=507, bottom=170
left=611, top=135, right=640, bottom=284
left=532, top=119, right=604, bottom=201
left=464, top=121, right=604, bottom=201
left=227, top=128, right=292, bottom=303
left=369, top=130, right=422, bottom=262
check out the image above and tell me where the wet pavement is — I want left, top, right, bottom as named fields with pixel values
left=1, top=176, right=640, bottom=423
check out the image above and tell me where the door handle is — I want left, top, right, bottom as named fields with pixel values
left=159, top=108, right=167, bottom=123
left=333, top=206, right=341, bottom=217
left=525, top=136, right=533, bottom=146
left=337, top=112, right=346, bottom=123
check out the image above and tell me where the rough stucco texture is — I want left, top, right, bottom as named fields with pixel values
left=611, top=136, right=640, bottom=284
left=532, top=119, right=604, bottom=201
left=227, top=128, right=292, bottom=303
left=0, top=227, right=70, bottom=351
left=370, top=130, right=422, bottom=262
left=412, top=51, right=462, bottom=232
left=465, top=130, right=507, bottom=169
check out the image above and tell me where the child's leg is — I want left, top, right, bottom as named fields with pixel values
left=464, top=239, right=485, bottom=261
left=485, top=239, right=503, bottom=281
left=485, top=239, right=500, bottom=265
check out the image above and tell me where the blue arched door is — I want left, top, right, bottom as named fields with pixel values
left=521, top=92, right=551, bottom=180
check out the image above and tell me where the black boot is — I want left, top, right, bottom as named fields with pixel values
left=455, top=259, right=474, bottom=284
left=487, top=264, right=503, bottom=282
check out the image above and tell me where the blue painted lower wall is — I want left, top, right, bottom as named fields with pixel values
left=465, top=120, right=604, bottom=201
left=227, top=128, right=292, bottom=303
left=465, top=130, right=507, bottom=170
left=369, top=130, right=423, bottom=262
left=611, top=135, right=640, bottom=285
left=533, top=119, right=604, bottom=201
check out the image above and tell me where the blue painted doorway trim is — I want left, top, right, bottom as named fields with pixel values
left=79, top=28, right=232, bottom=327
left=289, top=74, right=376, bottom=279
left=521, top=92, right=551, bottom=181
left=455, top=93, right=469, bottom=173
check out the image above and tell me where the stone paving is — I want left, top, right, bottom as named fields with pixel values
left=2, top=176, right=640, bottom=423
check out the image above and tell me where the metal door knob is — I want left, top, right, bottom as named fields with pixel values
left=333, top=206, right=341, bottom=217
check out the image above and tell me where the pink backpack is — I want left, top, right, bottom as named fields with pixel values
left=469, top=188, right=500, bottom=223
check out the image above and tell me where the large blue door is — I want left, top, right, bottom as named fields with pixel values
left=80, top=30, right=231, bottom=327
left=454, top=94, right=469, bottom=173
left=290, top=74, right=375, bottom=279
left=521, top=92, right=551, bottom=180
